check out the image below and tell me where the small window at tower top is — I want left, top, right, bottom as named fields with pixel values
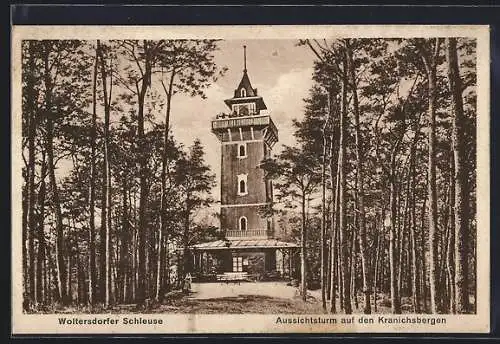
left=239, top=180, right=246, bottom=194
left=240, top=88, right=246, bottom=97
left=238, top=143, right=247, bottom=158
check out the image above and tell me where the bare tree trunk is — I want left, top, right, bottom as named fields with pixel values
left=446, top=37, right=470, bottom=314
left=66, top=241, right=72, bottom=303
left=420, top=191, right=429, bottom=313
left=373, top=215, right=382, bottom=313
left=136, top=40, right=153, bottom=305
left=98, top=40, right=113, bottom=308
left=88, top=40, right=99, bottom=306
left=447, top=150, right=456, bottom=313
left=36, top=150, right=47, bottom=305
left=398, top=174, right=409, bottom=297
left=301, top=192, right=307, bottom=302
left=131, top=190, right=137, bottom=302
left=320, top=102, right=329, bottom=312
left=346, top=39, right=371, bottom=314
left=339, top=51, right=352, bottom=314
left=409, top=119, right=421, bottom=313
left=329, top=130, right=339, bottom=313
left=43, top=47, right=67, bottom=304
left=156, top=69, right=176, bottom=302
left=427, top=64, right=439, bottom=314
left=26, top=41, right=38, bottom=305
left=119, top=178, right=130, bottom=303
left=338, top=226, right=344, bottom=311
left=389, top=143, right=402, bottom=314
left=350, top=227, right=358, bottom=310
left=418, top=38, right=441, bottom=314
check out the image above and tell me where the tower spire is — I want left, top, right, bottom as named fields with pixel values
left=243, top=45, right=247, bottom=72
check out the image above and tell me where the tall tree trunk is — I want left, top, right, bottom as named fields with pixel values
left=398, top=174, right=409, bottom=296
left=98, top=40, right=113, bottom=308
left=446, top=37, right=470, bottom=314
left=156, top=69, right=176, bottom=302
left=25, top=41, right=38, bottom=306
left=346, top=39, right=371, bottom=314
left=427, top=63, right=439, bottom=314
left=43, top=46, right=67, bottom=304
left=329, top=139, right=339, bottom=313
left=119, top=178, right=130, bottom=303
left=409, top=128, right=421, bottom=313
left=447, top=150, right=457, bottom=313
left=320, top=103, right=329, bottom=312
left=88, top=40, right=99, bottom=306
left=179, top=191, right=191, bottom=282
left=337, top=225, right=344, bottom=311
left=67, top=240, right=72, bottom=303
left=373, top=214, right=382, bottom=313
left=350, top=226, right=358, bottom=310
left=389, top=140, right=402, bottom=314
left=418, top=38, right=441, bottom=314
left=301, top=191, right=307, bottom=302
left=420, top=189, right=429, bottom=313
left=36, top=150, right=47, bottom=305
left=339, top=51, right=352, bottom=314
left=136, top=40, right=152, bottom=305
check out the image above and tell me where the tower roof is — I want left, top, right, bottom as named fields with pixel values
left=224, top=70, right=267, bottom=110
left=224, top=46, right=267, bottom=110
left=235, top=70, right=258, bottom=98
left=224, top=45, right=267, bottom=110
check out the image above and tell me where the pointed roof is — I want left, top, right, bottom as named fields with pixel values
left=224, top=70, right=267, bottom=110
left=234, top=70, right=258, bottom=98
left=224, top=46, right=267, bottom=110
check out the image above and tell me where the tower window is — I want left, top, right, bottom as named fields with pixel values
left=237, top=174, right=248, bottom=196
left=238, top=143, right=247, bottom=158
left=240, top=88, right=246, bottom=97
left=239, top=216, right=247, bottom=231
left=232, top=102, right=256, bottom=116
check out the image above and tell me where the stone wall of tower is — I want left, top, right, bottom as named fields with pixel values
left=220, top=206, right=269, bottom=232
left=220, top=139, right=268, bottom=205
left=218, top=125, right=274, bottom=235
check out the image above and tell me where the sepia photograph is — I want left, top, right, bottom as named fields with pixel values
left=11, top=25, right=490, bottom=334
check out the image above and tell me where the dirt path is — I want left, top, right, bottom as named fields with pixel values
left=189, top=281, right=301, bottom=300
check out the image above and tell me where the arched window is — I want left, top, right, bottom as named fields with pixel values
left=238, top=143, right=246, bottom=158
left=239, top=216, right=247, bottom=231
left=237, top=174, right=248, bottom=196
left=240, top=88, right=246, bottom=97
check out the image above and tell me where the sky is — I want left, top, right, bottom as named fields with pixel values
left=168, top=39, right=317, bottom=202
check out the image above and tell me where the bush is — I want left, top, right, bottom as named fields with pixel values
left=379, top=297, right=392, bottom=308
left=262, top=270, right=281, bottom=281
left=308, top=279, right=321, bottom=290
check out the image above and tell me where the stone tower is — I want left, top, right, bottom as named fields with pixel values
left=211, top=46, right=279, bottom=241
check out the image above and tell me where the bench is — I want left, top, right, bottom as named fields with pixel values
left=216, top=272, right=248, bottom=284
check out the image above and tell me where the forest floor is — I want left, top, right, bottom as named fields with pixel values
left=31, top=282, right=408, bottom=314
left=109, top=282, right=326, bottom=314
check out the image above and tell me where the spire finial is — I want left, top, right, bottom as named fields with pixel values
left=243, top=45, right=247, bottom=72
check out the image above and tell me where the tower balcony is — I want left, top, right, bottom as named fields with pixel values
left=225, top=229, right=273, bottom=240
left=212, top=113, right=275, bottom=131
left=211, top=113, right=278, bottom=147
